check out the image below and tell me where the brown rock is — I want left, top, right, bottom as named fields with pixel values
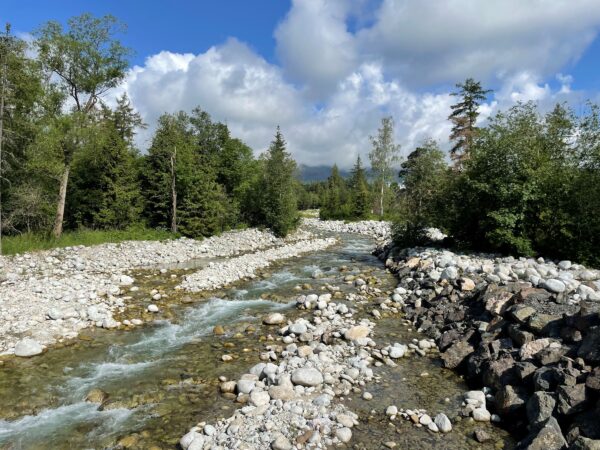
left=441, top=340, right=474, bottom=369
left=85, top=388, right=108, bottom=404
left=213, top=325, right=225, bottom=335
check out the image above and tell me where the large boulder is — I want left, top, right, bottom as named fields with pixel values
left=526, top=391, right=556, bottom=426
left=516, top=417, right=566, bottom=450
left=556, top=384, right=588, bottom=416
left=495, top=384, right=528, bottom=415
left=14, top=338, right=43, bottom=357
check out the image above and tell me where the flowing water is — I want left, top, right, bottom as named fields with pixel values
left=0, top=233, right=515, bottom=449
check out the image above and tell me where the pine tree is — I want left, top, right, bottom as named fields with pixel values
left=369, top=116, right=400, bottom=217
left=349, top=156, right=371, bottom=219
left=259, top=127, right=298, bottom=236
left=448, top=78, right=491, bottom=167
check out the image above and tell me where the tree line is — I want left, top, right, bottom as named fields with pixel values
left=0, top=14, right=300, bottom=254
left=396, top=79, right=600, bottom=266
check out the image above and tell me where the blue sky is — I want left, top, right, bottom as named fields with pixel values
left=2, top=0, right=291, bottom=65
left=3, top=0, right=600, bottom=166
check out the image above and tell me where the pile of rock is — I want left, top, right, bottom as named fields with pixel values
left=377, top=244, right=600, bottom=449
left=180, top=284, right=381, bottom=448
left=179, top=238, right=337, bottom=292
left=303, top=218, right=392, bottom=241
left=0, top=227, right=320, bottom=356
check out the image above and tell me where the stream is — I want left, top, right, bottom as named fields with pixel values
left=0, top=233, right=515, bottom=449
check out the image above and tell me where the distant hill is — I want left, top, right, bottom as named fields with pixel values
left=298, top=165, right=350, bottom=182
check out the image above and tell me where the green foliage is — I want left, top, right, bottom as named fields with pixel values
left=2, top=226, right=176, bottom=255
left=394, top=98, right=600, bottom=266
left=348, top=156, right=371, bottom=219
left=369, top=116, right=401, bottom=217
left=320, top=165, right=351, bottom=220
left=253, top=127, right=299, bottom=236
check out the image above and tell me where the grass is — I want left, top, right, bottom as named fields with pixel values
left=1, top=226, right=179, bottom=256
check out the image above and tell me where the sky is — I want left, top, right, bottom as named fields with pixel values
left=4, top=0, right=600, bottom=167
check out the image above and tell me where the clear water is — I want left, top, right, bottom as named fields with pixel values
left=0, top=233, right=515, bottom=449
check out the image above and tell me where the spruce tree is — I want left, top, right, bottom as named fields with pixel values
left=259, top=126, right=298, bottom=236
left=448, top=78, right=491, bottom=168
left=349, top=156, right=371, bottom=219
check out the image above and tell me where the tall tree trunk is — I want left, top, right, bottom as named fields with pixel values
left=170, top=149, right=177, bottom=233
left=52, top=163, right=70, bottom=238
left=380, top=181, right=384, bottom=217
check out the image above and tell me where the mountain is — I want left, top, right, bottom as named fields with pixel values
left=298, top=165, right=350, bottom=182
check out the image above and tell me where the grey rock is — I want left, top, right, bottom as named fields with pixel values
left=434, top=413, right=452, bottom=432
left=14, top=338, right=43, bottom=357
left=291, top=368, right=323, bottom=387
left=526, top=391, right=556, bottom=426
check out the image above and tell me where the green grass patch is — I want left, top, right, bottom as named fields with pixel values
left=2, top=226, right=179, bottom=256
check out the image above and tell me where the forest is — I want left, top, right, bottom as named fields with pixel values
left=2, top=14, right=600, bottom=267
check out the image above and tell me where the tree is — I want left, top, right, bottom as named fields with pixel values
left=320, top=165, right=350, bottom=220
left=0, top=23, right=43, bottom=252
left=348, top=156, right=371, bottom=219
left=257, top=127, right=298, bottom=236
left=394, top=139, right=448, bottom=245
left=36, top=14, right=130, bottom=237
left=142, top=112, right=193, bottom=232
left=369, top=116, right=400, bottom=217
left=448, top=78, right=491, bottom=168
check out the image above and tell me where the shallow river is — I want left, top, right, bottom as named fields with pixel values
left=0, top=233, right=515, bottom=449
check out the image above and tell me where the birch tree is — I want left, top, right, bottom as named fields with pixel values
left=369, top=116, right=400, bottom=217
left=36, top=14, right=130, bottom=237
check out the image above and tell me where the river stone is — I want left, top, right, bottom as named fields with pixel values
left=236, top=380, right=255, bottom=394
left=344, top=325, right=370, bottom=341
left=441, top=266, right=458, bottom=280
left=389, top=344, right=407, bottom=359
left=434, top=413, right=452, bottom=433
left=249, top=390, right=270, bottom=407
left=289, top=322, right=308, bottom=335
left=14, top=338, right=43, bottom=357
left=335, top=427, right=352, bottom=443
left=180, top=430, right=203, bottom=450
left=541, top=279, right=566, bottom=293
left=263, top=313, right=286, bottom=325
left=472, top=408, right=491, bottom=421
left=147, top=304, right=159, bottom=312
left=271, top=434, right=292, bottom=450
left=47, top=308, right=64, bottom=320
left=291, top=368, right=323, bottom=387
left=85, top=388, right=108, bottom=404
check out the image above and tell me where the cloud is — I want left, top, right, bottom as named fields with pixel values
left=275, top=0, right=600, bottom=90
left=111, top=1, right=600, bottom=168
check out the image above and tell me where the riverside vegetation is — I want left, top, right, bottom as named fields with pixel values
left=3, top=11, right=600, bottom=450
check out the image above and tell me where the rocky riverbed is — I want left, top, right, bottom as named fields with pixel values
left=376, top=243, right=600, bottom=449
left=0, top=227, right=327, bottom=356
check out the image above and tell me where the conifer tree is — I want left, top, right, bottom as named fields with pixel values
left=259, top=126, right=298, bottom=236
left=349, top=156, right=371, bottom=219
left=448, top=78, right=491, bottom=167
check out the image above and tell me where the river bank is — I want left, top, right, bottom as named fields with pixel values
left=0, top=227, right=332, bottom=357
left=376, top=242, right=600, bottom=449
